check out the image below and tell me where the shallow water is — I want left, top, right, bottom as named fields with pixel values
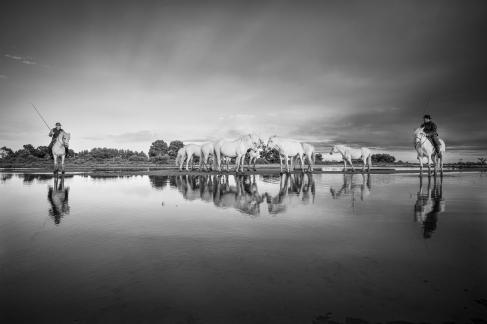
left=1, top=172, right=486, bottom=323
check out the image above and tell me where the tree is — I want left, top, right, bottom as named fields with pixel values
left=315, top=153, right=323, bottom=162
left=23, top=144, right=36, bottom=156
left=262, top=147, right=280, bottom=163
left=0, top=146, right=14, bottom=159
left=371, top=153, right=396, bottom=163
left=167, top=140, right=184, bottom=158
left=479, top=157, right=486, bottom=166
left=34, top=146, right=49, bottom=158
left=148, top=140, right=169, bottom=157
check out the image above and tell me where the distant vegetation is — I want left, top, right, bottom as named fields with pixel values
left=1, top=142, right=486, bottom=169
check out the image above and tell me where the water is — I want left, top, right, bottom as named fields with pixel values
left=1, top=172, right=486, bottom=323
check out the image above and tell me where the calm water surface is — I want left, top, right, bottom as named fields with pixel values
left=1, top=172, right=486, bottom=323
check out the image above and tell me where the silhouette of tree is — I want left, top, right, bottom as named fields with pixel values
left=148, top=140, right=169, bottom=157
left=168, top=140, right=184, bottom=158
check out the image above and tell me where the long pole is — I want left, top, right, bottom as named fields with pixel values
left=31, top=103, right=51, bottom=130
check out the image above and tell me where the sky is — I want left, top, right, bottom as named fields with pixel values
left=1, top=0, right=486, bottom=162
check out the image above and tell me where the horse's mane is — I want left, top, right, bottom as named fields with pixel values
left=414, top=127, right=424, bottom=135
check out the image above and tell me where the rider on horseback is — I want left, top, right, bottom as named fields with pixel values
left=421, top=114, right=441, bottom=157
left=48, top=122, right=69, bottom=158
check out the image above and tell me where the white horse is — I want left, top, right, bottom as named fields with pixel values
left=52, top=131, right=70, bottom=174
left=414, top=128, right=445, bottom=175
left=267, top=136, right=305, bottom=173
left=214, top=134, right=263, bottom=172
left=200, top=142, right=215, bottom=171
left=179, top=144, right=202, bottom=171
left=330, top=144, right=372, bottom=172
left=175, top=147, right=187, bottom=171
left=301, top=143, right=316, bottom=172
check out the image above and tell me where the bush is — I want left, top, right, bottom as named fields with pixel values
left=150, top=154, right=170, bottom=164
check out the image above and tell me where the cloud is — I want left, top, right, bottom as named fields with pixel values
left=107, top=130, right=156, bottom=143
left=4, top=54, right=37, bottom=65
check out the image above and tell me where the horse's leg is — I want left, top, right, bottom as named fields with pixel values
left=241, top=154, right=246, bottom=172
left=348, top=158, right=355, bottom=172
left=362, top=157, right=366, bottom=173
left=285, top=155, right=290, bottom=173
left=215, top=150, right=221, bottom=172
left=367, top=155, right=372, bottom=173
left=343, top=159, right=347, bottom=173
left=299, top=154, right=305, bottom=172
left=53, top=155, right=58, bottom=174
left=61, top=155, right=65, bottom=174
left=440, top=155, right=443, bottom=177
left=427, top=155, right=431, bottom=176
left=418, top=156, right=423, bottom=176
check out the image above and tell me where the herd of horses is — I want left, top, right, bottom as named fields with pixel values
left=175, top=134, right=375, bottom=174
left=174, top=128, right=445, bottom=175
left=50, top=127, right=446, bottom=176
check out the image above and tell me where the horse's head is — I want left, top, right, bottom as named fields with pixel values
left=61, top=132, right=71, bottom=147
left=330, top=145, right=338, bottom=155
left=414, top=128, right=426, bottom=146
left=247, top=133, right=264, bottom=149
left=266, top=136, right=278, bottom=150
left=58, top=132, right=71, bottom=147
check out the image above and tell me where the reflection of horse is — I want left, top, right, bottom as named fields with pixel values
left=213, top=175, right=264, bottom=216
left=174, top=175, right=215, bottom=202
left=330, top=144, right=371, bottom=173
left=414, top=128, right=446, bottom=176
left=414, top=175, right=445, bottom=239
left=330, top=174, right=372, bottom=202
left=47, top=175, right=70, bottom=225
left=264, top=173, right=315, bottom=214
left=52, top=130, right=70, bottom=174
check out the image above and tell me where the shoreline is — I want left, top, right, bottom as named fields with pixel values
left=1, top=165, right=485, bottom=176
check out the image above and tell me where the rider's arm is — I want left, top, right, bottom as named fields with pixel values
left=426, top=122, right=437, bottom=135
left=49, top=129, right=53, bottom=137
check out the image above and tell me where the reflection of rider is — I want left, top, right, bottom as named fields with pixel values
left=420, top=114, right=441, bottom=157
left=414, top=175, right=444, bottom=239
left=48, top=122, right=69, bottom=158
left=47, top=176, right=70, bottom=225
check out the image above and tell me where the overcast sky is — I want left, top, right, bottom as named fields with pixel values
left=1, top=0, right=486, bottom=161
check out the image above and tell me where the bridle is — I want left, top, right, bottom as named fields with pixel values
left=415, top=132, right=427, bottom=148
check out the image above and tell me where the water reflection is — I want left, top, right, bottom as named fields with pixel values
left=330, top=174, right=372, bottom=203
left=264, top=173, right=316, bottom=214
left=414, top=175, right=445, bottom=239
left=162, top=173, right=316, bottom=216
left=149, top=175, right=169, bottom=190
left=47, top=175, right=70, bottom=225
left=1, top=173, right=13, bottom=183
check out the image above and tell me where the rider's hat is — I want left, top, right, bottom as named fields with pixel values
left=55, top=122, right=62, bottom=126
left=423, top=114, right=431, bottom=119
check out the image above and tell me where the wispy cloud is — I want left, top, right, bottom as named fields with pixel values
left=82, top=131, right=157, bottom=143
left=4, top=54, right=37, bottom=65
